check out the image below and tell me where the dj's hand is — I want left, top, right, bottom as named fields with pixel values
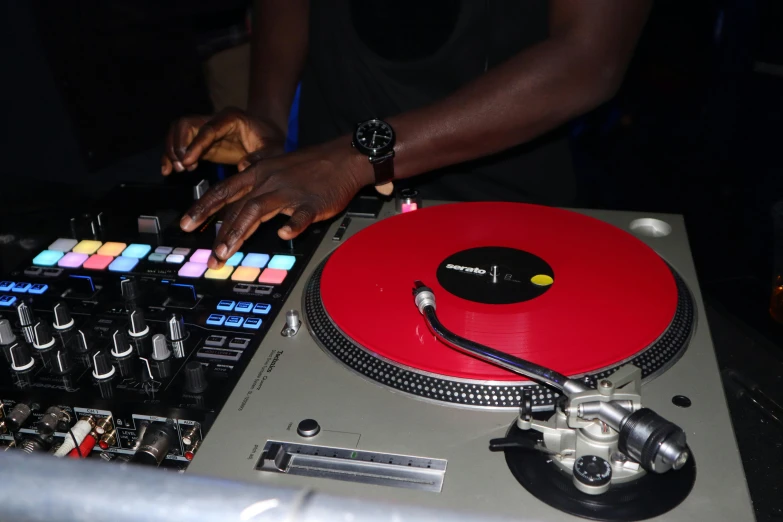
left=179, top=138, right=374, bottom=269
left=161, top=108, right=285, bottom=175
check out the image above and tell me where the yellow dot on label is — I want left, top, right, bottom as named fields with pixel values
left=531, top=274, right=554, bottom=286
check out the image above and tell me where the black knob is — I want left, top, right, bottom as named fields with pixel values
left=121, top=277, right=139, bottom=301
left=128, top=310, right=149, bottom=338
left=110, top=330, right=133, bottom=358
left=297, top=419, right=321, bottom=438
left=573, top=455, right=612, bottom=495
left=183, top=361, right=208, bottom=394
left=52, top=302, right=74, bottom=330
left=5, top=403, right=32, bottom=431
left=9, top=343, right=34, bottom=372
left=73, top=329, right=90, bottom=353
left=166, top=314, right=186, bottom=359
left=167, top=283, right=198, bottom=307
left=91, top=350, right=116, bottom=380
left=53, top=349, right=73, bottom=375
left=32, top=321, right=55, bottom=350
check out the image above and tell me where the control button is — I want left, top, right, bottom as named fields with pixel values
left=42, top=268, right=63, bottom=277
left=233, top=284, right=251, bottom=294
left=168, top=283, right=198, bottom=307
left=268, top=255, right=296, bottom=270
left=241, top=253, right=269, bottom=268
left=231, top=266, right=260, bottom=282
left=83, top=254, right=114, bottom=270
left=252, top=303, right=271, bottom=315
left=97, top=242, right=127, bottom=257
left=228, top=337, right=251, bottom=349
left=204, top=265, right=234, bottom=280
left=178, top=262, right=207, bottom=279
left=48, top=238, right=78, bottom=252
left=216, top=300, right=236, bottom=311
left=128, top=310, right=150, bottom=338
left=122, top=244, right=152, bottom=259
left=573, top=455, right=612, bottom=495
left=183, top=360, right=209, bottom=393
left=0, top=295, right=17, bottom=307
left=24, top=267, right=43, bottom=276
left=253, top=285, right=274, bottom=296
left=33, top=250, right=65, bottom=266
left=258, top=269, right=287, bottom=285
left=52, top=302, right=74, bottom=330
left=108, top=256, right=139, bottom=273
left=155, top=246, right=173, bottom=255
left=297, top=419, right=320, bottom=438
left=173, top=247, right=191, bottom=256
left=190, top=249, right=211, bottom=264
left=225, top=316, right=244, bottom=328
left=58, top=252, right=89, bottom=268
left=137, top=215, right=161, bottom=235
left=72, top=240, right=102, bottom=254
left=148, top=253, right=167, bottom=262
left=11, top=282, right=31, bottom=293
left=235, top=301, right=253, bottom=313
left=332, top=227, right=347, bottom=241
left=206, top=314, right=226, bottom=326
left=28, top=284, right=48, bottom=295
left=166, top=254, right=185, bottom=264
left=242, top=318, right=262, bottom=330
left=205, top=335, right=227, bottom=347
left=197, top=348, right=242, bottom=362
left=225, top=252, right=244, bottom=266
left=0, top=281, right=14, bottom=291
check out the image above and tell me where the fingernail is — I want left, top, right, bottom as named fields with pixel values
left=174, top=161, right=185, bottom=172
left=215, top=244, right=228, bottom=259
left=161, top=166, right=166, bottom=174
left=280, top=226, right=292, bottom=235
left=180, top=216, right=195, bottom=231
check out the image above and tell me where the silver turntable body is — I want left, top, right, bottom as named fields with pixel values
left=187, top=202, right=754, bottom=521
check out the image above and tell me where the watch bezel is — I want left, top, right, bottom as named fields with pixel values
left=352, top=119, right=396, bottom=157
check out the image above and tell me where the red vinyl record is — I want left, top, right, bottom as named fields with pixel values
left=319, top=202, right=678, bottom=382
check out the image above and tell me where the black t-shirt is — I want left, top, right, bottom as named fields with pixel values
left=297, top=0, right=576, bottom=206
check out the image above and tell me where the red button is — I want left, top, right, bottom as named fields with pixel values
left=83, top=255, right=114, bottom=270
left=258, top=268, right=286, bottom=285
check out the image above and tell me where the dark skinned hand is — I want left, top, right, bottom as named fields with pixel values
left=179, top=138, right=374, bottom=270
left=161, top=107, right=286, bottom=175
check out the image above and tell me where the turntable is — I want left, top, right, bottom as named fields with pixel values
left=188, top=200, right=754, bottom=521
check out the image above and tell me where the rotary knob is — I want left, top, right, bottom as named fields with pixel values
left=73, top=329, right=91, bottom=354
left=183, top=361, right=208, bottom=394
left=151, top=334, right=170, bottom=361
left=52, top=302, right=75, bottom=330
left=128, top=310, right=149, bottom=338
left=16, top=300, right=35, bottom=343
left=110, top=330, right=133, bottom=358
left=573, top=455, right=612, bottom=495
left=9, top=343, right=34, bottom=372
left=32, top=321, right=55, bottom=351
left=120, top=277, right=139, bottom=301
left=166, top=314, right=186, bottom=359
left=91, top=350, right=116, bottom=380
left=0, top=319, right=17, bottom=364
left=52, top=349, right=73, bottom=375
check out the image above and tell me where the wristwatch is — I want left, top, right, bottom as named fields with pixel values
left=352, top=119, right=396, bottom=186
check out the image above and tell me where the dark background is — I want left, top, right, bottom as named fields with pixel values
left=2, top=0, right=782, bottom=519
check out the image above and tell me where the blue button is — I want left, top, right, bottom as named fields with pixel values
left=108, top=256, right=139, bottom=273
left=241, top=253, right=269, bottom=268
left=206, top=314, right=226, bottom=326
left=28, top=284, right=48, bottom=295
left=217, top=300, right=236, bottom=311
left=33, top=250, right=65, bottom=267
left=11, top=283, right=31, bottom=293
left=268, top=255, right=296, bottom=270
left=122, top=244, right=152, bottom=259
left=0, top=281, right=14, bottom=291
left=235, top=301, right=253, bottom=313
left=252, top=303, right=271, bottom=315
left=243, top=317, right=262, bottom=329
left=0, top=295, right=17, bottom=307
left=226, top=252, right=244, bottom=267
left=225, top=316, right=244, bottom=328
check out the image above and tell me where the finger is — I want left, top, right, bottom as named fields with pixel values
left=180, top=174, right=257, bottom=232
left=186, top=162, right=198, bottom=172
left=181, top=109, right=241, bottom=166
left=375, top=182, right=394, bottom=196
left=212, top=200, right=249, bottom=259
left=161, top=154, right=173, bottom=176
left=210, top=192, right=286, bottom=265
left=279, top=204, right=317, bottom=240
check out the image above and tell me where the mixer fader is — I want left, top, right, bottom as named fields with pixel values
left=0, top=182, right=328, bottom=469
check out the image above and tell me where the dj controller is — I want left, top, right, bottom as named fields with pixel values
left=0, top=183, right=756, bottom=521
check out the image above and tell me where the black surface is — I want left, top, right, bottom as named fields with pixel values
left=500, top=423, right=696, bottom=521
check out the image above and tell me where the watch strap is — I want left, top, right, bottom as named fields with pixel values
left=370, top=151, right=395, bottom=186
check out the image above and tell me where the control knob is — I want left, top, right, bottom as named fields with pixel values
left=110, top=330, right=134, bottom=377
left=9, top=343, right=34, bottom=372
left=73, top=329, right=91, bottom=354
left=52, top=302, right=75, bottom=330
left=32, top=321, right=55, bottom=351
left=183, top=361, right=208, bottom=394
left=121, top=277, right=139, bottom=301
left=16, top=301, right=35, bottom=344
left=52, top=349, right=73, bottom=375
left=573, top=455, right=613, bottom=495
left=166, top=314, right=186, bottom=359
left=91, top=350, right=116, bottom=380
left=128, top=310, right=150, bottom=338
left=151, top=334, right=171, bottom=379
left=0, top=319, right=17, bottom=363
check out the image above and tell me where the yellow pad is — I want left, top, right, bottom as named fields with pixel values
left=531, top=274, right=554, bottom=286
left=231, top=266, right=260, bottom=282
left=97, top=242, right=127, bottom=257
left=72, top=240, right=103, bottom=254
left=205, top=265, right=234, bottom=280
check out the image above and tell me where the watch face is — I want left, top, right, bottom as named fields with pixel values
left=354, top=119, right=395, bottom=155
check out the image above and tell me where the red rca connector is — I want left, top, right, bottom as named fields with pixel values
left=67, top=431, right=98, bottom=459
